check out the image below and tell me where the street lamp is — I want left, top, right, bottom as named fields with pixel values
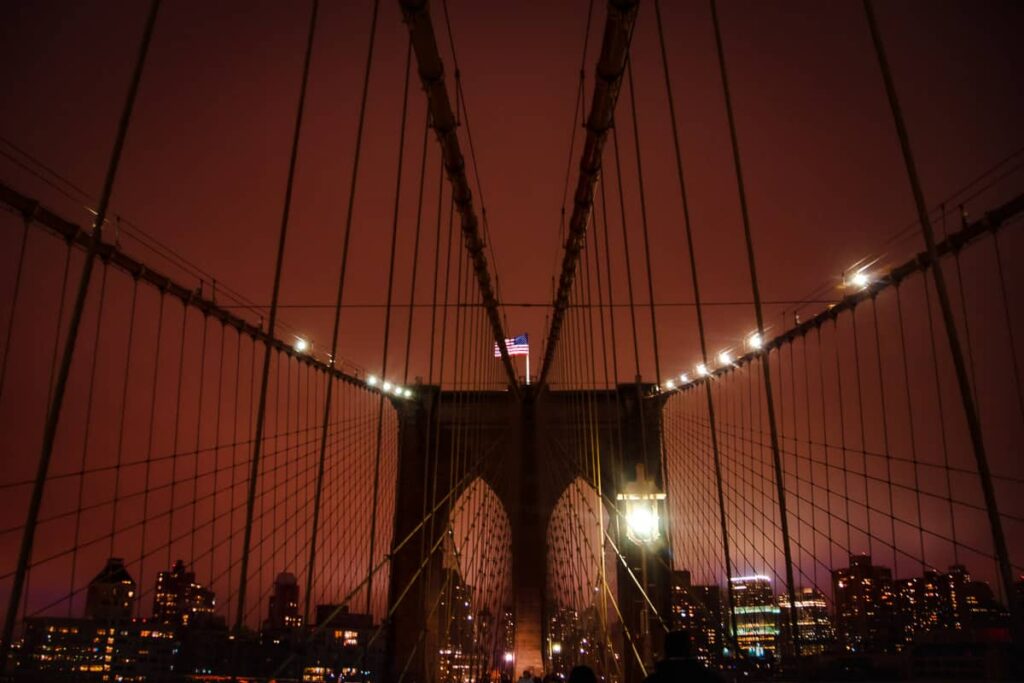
left=617, top=463, right=667, bottom=545
left=848, top=269, right=870, bottom=289
left=617, top=463, right=666, bottom=668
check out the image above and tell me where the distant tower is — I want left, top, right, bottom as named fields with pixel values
left=729, top=575, right=779, bottom=660
left=266, top=572, right=302, bottom=630
left=832, top=554, right=899, bottom=653
left=85, top=557, right=136, bottom=620
left=778, top=586, right=834, bottom=656
left=670, top=570, right=723, bottom=664
left=153, top=560, right=216, bottom=625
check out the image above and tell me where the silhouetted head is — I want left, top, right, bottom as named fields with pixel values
left=664, top=629, right=694, bottom=659
left=568, top=665, right=597, bottom=683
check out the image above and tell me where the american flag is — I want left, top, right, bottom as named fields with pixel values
left=494, top=333, right=529, bottom=357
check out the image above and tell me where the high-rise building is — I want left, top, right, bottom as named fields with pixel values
left=730, top=575, right=779, bottom=660
left=897, top=564, right=1008, bottom=642
left=85, top=557, right=136, bottom=621
left=895, top=570, right=946, bottom=642
left=437, top=568, right=479, bottom=682
left=832, top=554, right=901, bottom=653
left=670, top=570, right=723, bottom=664
left=943, top=565, right=1008, bottom=632
left=266, top=572, right=303, bottom=630
left=777, top=586, right=834, bottom=656
left=153, top=560, right=216, bottom=625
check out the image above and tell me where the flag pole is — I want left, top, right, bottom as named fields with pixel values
left=526, top=349, right=530, bottom=386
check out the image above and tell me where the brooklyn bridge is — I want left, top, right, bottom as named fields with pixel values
left=0, top=0, right=1022, bottom=680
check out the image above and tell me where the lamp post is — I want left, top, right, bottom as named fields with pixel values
left=617, top=463, right=666, bottom=668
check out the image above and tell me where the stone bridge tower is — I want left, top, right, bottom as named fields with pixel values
left=387, top=384, right=669, bottom=682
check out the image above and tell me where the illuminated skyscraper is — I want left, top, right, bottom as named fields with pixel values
left=832, top=554, right=900, bottom=653
left=942, top=565, right=1008, bottom=632
left=777, top=586, right=834, bottom=656
left=730, top=575, right=779, bottom=660
left=897, top=564, right=1008, bottom=642
left=152, top=560, right=216, bottom=625
left=670, top=570, right=723, bottom=664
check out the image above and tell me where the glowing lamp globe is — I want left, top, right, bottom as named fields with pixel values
left=616, top=463, right=666, bottom=545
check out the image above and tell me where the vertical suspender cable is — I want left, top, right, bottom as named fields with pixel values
left=402, top=113, right=431, bottom=385
left=109, top=279, right=140, bottom=559
left=653, top=0, right=740, bottom=652
left=624, top=57, right=677, bottom=575
left=862, top=0, right=1017, bottom=625
left=68, top=265, right=109, bottom=615
left=708, top=0, right=801, bottom=659
left=610, top=128, right=652, bottom=485
left=366, top=35, right=413, bottom=616
left=236, top=0, right=319, bottom=634
left=302, top=0, right=380, bottom=622
left=138, top=293, right=166, bottom=617
left=624, top=61, right=662, bottom=389
left=0, top=0, right=162, bottom=667
left=208, top=319, right=228, bottom=583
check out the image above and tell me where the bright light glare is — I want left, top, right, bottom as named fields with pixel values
left=697, top=364, right=709, bottom=377
left=391, top=385, right=403, bottom=396
left=551, top=642, right=562, bottom=654
left=679, top=373, right=689, bottom=384
left=626, top=506, right=658, bottom=540
left=665, top=379, right=675, bottom=390
left=403, top=388, right=413, bottom=398
left=748, top=333, right=763, bottom=350
left=503, top=652, right=514, bottom=663
left=294, top=338, right=309, bottom=353
left=382, top=381, right=393, bottom=392
left=367, top=375, right=378, bottom=387
left=848, top=270, right=870, bottom=289
left=718, top=350, right=732, bottom=366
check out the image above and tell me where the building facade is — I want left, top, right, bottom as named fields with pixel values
left=832, top=554, right=901, bottom=653
left=730, top=575, right=779, bottom=660
left=152, top=560, right=215, bottom=626
left=777, top=586, right=834, bottom=656
left=266, top=572, right=303, bottom=631
left=670, top=570, right=723, bottom=664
